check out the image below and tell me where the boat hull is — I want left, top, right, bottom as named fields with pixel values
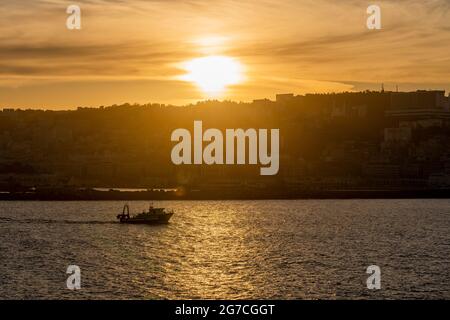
left=119, top=212, right=173, bottom=225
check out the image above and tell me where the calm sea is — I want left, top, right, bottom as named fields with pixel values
left=0, top=200, right=449, bottom=299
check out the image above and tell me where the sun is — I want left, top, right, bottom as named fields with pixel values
left=181, top=56, right=244, bottom=96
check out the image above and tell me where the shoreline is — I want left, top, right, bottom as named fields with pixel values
left=1, top=188, right=449, bottom=201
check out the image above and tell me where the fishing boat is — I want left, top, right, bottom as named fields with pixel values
left=117, top=204, right=174, bottom=225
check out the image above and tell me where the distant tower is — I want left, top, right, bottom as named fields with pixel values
left=381, top=83, right=385, bottom=93
left=396, top=85, right=399, bottom=92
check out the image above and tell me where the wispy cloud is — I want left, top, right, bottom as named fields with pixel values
left=0, top=0, right=449, bottom=108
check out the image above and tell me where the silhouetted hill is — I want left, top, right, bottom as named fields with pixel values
left=1, top=90, right=449, bottom=199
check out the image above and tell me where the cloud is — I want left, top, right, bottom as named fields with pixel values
left=0, top=0, right=449, bottom=108
left=0, top=41, right=188, bottom=79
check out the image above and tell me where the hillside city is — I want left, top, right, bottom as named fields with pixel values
left=1, top=89, right=449, bottom=198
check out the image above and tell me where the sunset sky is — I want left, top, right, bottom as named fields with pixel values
left=0, top=0, right=449, bottom=109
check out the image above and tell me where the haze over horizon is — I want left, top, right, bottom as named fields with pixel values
left=1, top=0, right=449, bottom=109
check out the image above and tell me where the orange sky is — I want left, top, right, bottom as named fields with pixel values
left=0, top=0, right=449, bottom=109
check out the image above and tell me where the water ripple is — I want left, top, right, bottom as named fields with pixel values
left=0, top=199, right=449, bottom=299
